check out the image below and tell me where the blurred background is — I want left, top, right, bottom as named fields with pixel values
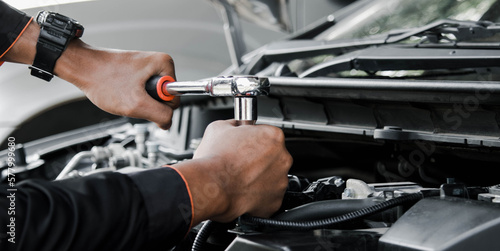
left=0, top=0, right=349, bottom=149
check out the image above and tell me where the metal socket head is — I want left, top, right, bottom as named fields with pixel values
left=234, top=96, right=257, bottom=123
left=210, top=76, right=270, bottom=97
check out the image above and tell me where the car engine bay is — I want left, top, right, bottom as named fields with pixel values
left=3, top=0, right=500, bottom=250
left=2, top=94, right=500, bottom=251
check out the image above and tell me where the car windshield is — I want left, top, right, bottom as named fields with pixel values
left=317, top=0, right=499, bottom=41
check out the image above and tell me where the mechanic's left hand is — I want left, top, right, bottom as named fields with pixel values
left=174, top=120, right=293, bottom=225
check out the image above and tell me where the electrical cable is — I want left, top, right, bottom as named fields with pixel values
left=192, top=220, right=216, bottom=251
left=239, top=193, right=424, bottom=231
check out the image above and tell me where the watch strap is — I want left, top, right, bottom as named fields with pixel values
left=30, top=35, right=64, bottom=81
left=30, top=11, right=83, bottom=82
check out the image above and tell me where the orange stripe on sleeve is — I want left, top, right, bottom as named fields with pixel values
left=165, top=165, right=195, bottom=236
left=0, top=17, right=33, bottom=62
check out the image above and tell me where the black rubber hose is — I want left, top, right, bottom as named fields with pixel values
left=240, top=193, right=423, bottom=231
left=274, top=198, right=381, bottom=221
left=192, top=220, right=216, bottom=251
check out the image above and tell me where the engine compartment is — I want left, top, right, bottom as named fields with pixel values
left=1, top=97, right=500, bottom=251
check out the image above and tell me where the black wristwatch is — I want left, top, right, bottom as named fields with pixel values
left=29, top=11, right=84, bottom=81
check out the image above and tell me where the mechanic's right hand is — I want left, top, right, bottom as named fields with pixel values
left=173, top=120, right=293, bottom=225
left=55, top=39, right=180, bottom=130
left=2, top=21, right=179, bottom=130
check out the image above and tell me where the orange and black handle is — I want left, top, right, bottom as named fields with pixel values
left=145, top=75, right=176, bottom=102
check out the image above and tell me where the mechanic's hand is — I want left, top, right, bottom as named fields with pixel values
left=2, top=21, right=179, bottom=130
left=55, top=39, right=180, bottom=129
left=173, top=120, right=293, bottom=225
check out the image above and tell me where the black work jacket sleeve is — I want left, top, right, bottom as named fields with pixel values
left=0, top=1, right=31, bottom=58
left=0, top=167, right=193, bottom=251
left=0, top=3, right=194, bottom=249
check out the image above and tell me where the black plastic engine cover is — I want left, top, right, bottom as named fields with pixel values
left=226, top=229, right=381, bottom=251
left=379, top=196, right=500, bottom=251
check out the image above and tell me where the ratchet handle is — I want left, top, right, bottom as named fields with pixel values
left=145, top=75, right=176, bottom=101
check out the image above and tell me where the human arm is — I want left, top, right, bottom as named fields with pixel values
left=176, top=120, right=293, bottom=225
left=0, top=2, right=179, bottom=129
left=0, top=2, right=293, bottom=249
left=0, top=120, right=292, bottom=250
left=0, top=171, right=176, bottom=251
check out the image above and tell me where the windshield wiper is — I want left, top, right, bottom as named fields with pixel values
left=385, top=19, right=500, bottom=44
left=299, top=45, right=500, bottom=78
left=242, top=19, right=500, bottom=75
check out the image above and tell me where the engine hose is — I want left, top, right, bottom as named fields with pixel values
left=274, top=198, right=390, bottom=222
left=239, top=192, right=423, bottom=231
left=192, top=220, right=216, bottom=251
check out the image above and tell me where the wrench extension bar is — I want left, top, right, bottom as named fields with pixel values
left=145, top=75, right=269, bottom=102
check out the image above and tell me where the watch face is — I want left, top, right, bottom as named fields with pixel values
left=37, top=11, right=84, bottom=38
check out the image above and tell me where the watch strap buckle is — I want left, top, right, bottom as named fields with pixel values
left=29, top=66, right=54, bottom=82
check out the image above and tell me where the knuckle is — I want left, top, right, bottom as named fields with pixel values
left=282, top=152, right=293, bottom=168
left=206, top=120, right=223, bottom=132
left=274, top=130, right=286, bottom=143
left=213, top=120, right=227, bottom=126
left=279, top=178, right=289, bottom=192
left=158, top=53, right=174, bottom=67
left=164, top=53, right=174, bottom=64
left=262, top=126, right=285, bottom=142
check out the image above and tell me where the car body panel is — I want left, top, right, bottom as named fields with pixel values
left=0, top=0, right=287, bottom=146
